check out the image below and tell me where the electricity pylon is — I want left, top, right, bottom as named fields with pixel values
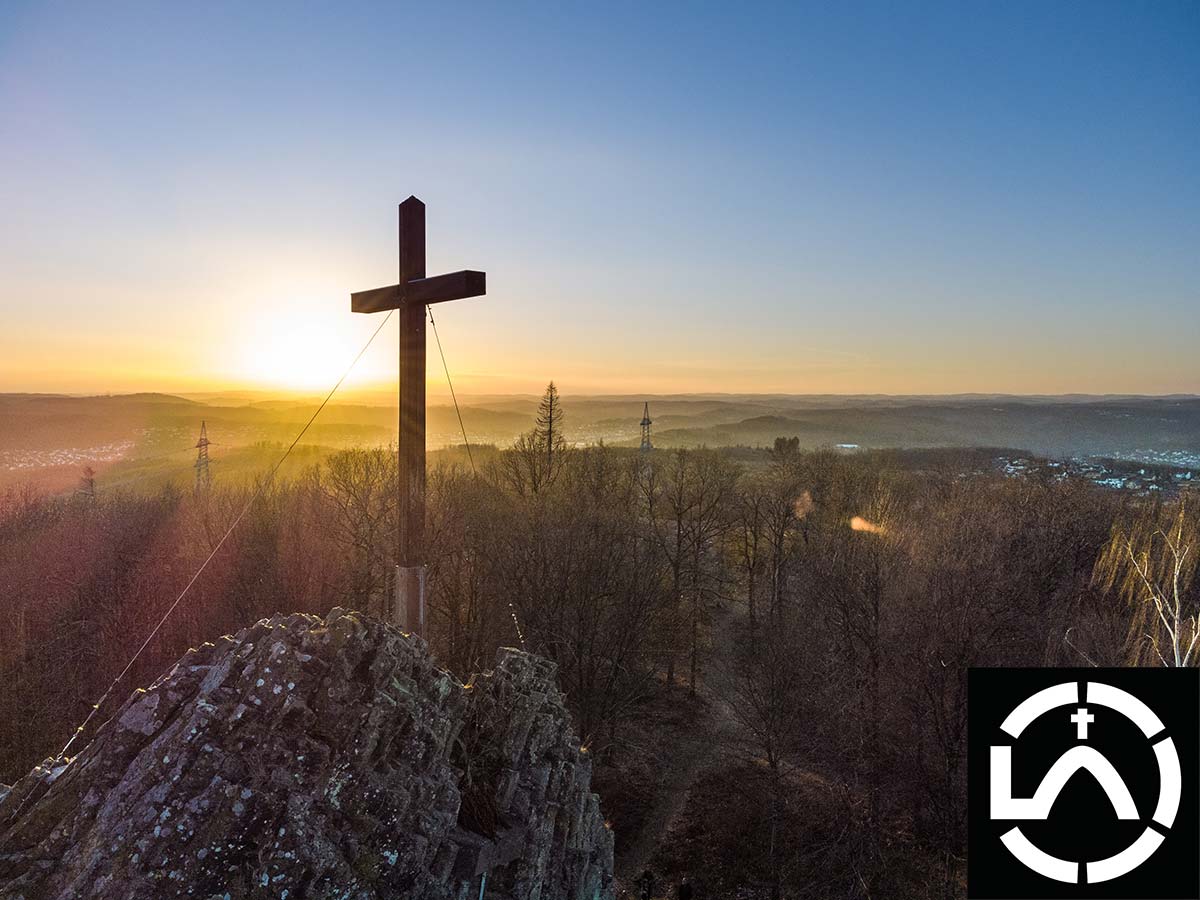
left=194, top=421, right=212, bottom=491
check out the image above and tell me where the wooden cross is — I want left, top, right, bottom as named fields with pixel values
left=351, top=196, right=486, bottom=637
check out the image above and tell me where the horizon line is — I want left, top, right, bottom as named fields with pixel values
left=4, top=389, right=1199, bottom=404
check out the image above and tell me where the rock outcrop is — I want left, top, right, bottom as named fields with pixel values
left=0, top=609, right=613, bottom=900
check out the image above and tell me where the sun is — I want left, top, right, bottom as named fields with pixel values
left=235, top=312, right=394, bottom=393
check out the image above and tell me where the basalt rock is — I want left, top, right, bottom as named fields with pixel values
left=0, top=609, right=613, bottom=900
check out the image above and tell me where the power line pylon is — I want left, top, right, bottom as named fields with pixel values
left=194, top=421, right=212, bottom=491
left=77, top=466, right=96, bottom=501
left=640, top=401, right=653, bottom=452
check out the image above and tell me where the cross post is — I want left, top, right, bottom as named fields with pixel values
left=351, top=197, right=485, bottom=637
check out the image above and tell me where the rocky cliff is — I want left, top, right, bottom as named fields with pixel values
left=0, top=609, right=613, bottom=900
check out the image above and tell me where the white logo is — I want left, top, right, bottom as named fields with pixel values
left=990, top=681, right=1181, bottom=884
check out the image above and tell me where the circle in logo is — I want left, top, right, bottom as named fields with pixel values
left=989, top=681, right=1181, bottom=884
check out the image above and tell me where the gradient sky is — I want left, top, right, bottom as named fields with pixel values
left=1, top=1, right=1197, bottom=396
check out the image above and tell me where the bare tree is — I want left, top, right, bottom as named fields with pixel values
left=805, top=482, right=911, bottom=886
left=721, top=613, right=812, bottom=900
left=317, top=447, right=396, bottom=615
left=500, top=446, right=672, bottom=751
left=498, top=431, right=553, bottom=496
left=426, top=463, right=514, bottom=673
left=639, top=448, right=737, bottom=692
left=729, top=475, right=768, bottom=623
left=1096, top=500, right=1199, bottom=667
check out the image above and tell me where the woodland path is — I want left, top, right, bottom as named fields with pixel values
left=614, top=602, right=744, bottom=887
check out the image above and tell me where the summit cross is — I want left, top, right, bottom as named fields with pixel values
left=351, top=196, right=486, bottom=637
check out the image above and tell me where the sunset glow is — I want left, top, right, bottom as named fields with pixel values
left=1, top=3, right=1197, bottom=397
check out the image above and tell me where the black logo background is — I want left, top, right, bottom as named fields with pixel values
left=968, top=668, right=1199, bottom=900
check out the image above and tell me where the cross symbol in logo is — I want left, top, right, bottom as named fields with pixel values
left=1071, top=707, right=1094, bottom=740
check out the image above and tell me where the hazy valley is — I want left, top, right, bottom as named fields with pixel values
left=3, top=391, right=1198, bottom=495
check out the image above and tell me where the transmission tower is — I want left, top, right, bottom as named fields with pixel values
left=77, top=466, right=96, bottom=500
left=194, top=421, right=212, bottom=491
left=640, top=402, right=653, bottom=452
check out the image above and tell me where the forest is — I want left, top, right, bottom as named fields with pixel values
left=1, top=396, right=1196, bottom=899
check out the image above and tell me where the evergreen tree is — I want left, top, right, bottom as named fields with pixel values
left=535, top=381, right=566, bottom=466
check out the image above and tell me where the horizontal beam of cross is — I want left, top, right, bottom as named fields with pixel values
left=351, top=270, right=486, bottom=314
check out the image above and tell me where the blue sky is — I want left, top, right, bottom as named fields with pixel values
left=1, top=1, right=1197, bottom=394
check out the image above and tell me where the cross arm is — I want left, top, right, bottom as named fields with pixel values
left=351, top=270, right=486, bottom=313
left=408, top=270, right=486, bottom=305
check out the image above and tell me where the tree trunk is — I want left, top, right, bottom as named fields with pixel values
left=748, top=565, right=756, bottom=624
left=690, top=607, right=698, bottom=697
left=770, top=762, right=782, bottom=900
left=771, top=558, right=781, bottom=618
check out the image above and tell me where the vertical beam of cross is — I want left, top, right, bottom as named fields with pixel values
left=351, top=197, right=486, bottom=637
left=398, top=199, right=426, bottom=634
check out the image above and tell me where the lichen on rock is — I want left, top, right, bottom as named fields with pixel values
left=0, top=609, right=613, bottom=900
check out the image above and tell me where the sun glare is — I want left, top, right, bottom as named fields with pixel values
left=237, top=316, right=391, bottom=393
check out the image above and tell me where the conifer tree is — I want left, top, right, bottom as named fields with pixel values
left=535, top=381, right=566, bottom=466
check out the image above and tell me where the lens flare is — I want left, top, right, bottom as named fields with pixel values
left=793, top=491, right=814, bottom=518
left=849, top=516, right=885, bottom=534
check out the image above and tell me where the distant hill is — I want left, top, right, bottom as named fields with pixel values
left=651, top=399, right=1200, bottom=459
left=2, top=392, right=1197, bottom=494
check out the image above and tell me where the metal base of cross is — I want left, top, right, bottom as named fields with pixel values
left=394, top=564, right=427, bottom=638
